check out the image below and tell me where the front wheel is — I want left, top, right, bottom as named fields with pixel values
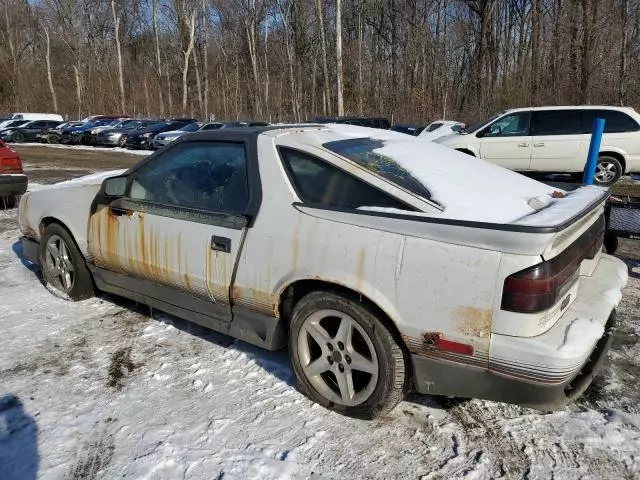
left=290, top=291, right=407, bottom=419
left=594, top=156, right=623, bottom=186
left=40, top=223, right=94, bottom=301
left=12, top=132, right=25, bottom=143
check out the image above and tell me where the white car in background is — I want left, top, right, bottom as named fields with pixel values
left=417, top=120, right=465, bottom=141
left=435, top=106, right=640, bottom=186
left=152, top=122, right=224, bottom=149
left=18, top=125, right=626, bottom=418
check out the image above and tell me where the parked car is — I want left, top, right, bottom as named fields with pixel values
left=95, top=120, right=158, bottom=148
left=418, top=120, right=465, bottom=141
left=125, top=121, right=194, bottom=149
left=0, top=119, right=29, bottom=131
left=169, top=117, right=198, bottom=123
left=0, top=140, right=26, bottom=207
left=0, top=120, right=63, bottom=143
left=82, top=115, right=130, bottom=122
left=435, top=106, right=640, bottom=186
left=18, top=124, right=626, bottom=418
left=390, top=124, right=427, bottom=136
left=218, top=121, right=269, bottom=128
left=37, top=121, right=84, bottom=144
left=81, top=119, right=128, bottom=145
left=59, top=119, right=119, bottom=145
left=152, top=122, right=224, bottom=149
left=309, top=116, right=390, bottom=129
left=7, top=113, right=63, bottom=122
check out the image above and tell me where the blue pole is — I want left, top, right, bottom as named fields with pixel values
left=583, top=118, right=606, bottom=185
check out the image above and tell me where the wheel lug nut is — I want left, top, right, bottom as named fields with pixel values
left=327, top=343, right=334, bottom=351
left=338, top=364, right=344, bottom=373
left=337, top=342, right=344, bottom=351
left=345, top=355, right=351, bottom=364
left=327, top=356, right=334, bottom=365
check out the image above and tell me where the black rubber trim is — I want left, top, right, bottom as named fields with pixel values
left=276, top=146, right=419, bottom=212
left=293, top=188, right=609, bottom=233
left=89, top=265, right=286, bottom=351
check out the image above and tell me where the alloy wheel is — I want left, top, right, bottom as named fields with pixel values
left=595, top=161, right=619, bottom=184
left=44, top=234, right=75, bottom=293
left=297, top=309, right=379, bottom=406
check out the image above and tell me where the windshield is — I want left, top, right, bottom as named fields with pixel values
left=322, top=138, right=431, bottom=199
left=179, top=122, right=200, bottom=132
left=4, top=120, right=28, bottom=128
left=463, top=112, right=505, bottom=134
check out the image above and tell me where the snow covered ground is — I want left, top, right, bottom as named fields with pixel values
left=1, top=181, right=640, bottom=479
left=12, top=142, right=151, bottom=157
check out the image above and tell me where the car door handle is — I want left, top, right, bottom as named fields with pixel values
left=533, top=142, right=545, bottom=147
left=518, top=142, right=529, bottom=147
left=211, top=235, right=231, bottom=253
left=109, top=206, right=132, bottom=217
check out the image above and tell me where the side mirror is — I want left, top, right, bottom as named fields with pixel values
left=103, top=176, right=127, bottom=197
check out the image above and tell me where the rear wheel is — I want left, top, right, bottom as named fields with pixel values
left=594, top=155, right=623, bottom=186
left=290, top=291, right=406, bottom=419
left=40, top=223, right=94, bottom=301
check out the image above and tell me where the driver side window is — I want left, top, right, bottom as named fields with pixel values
left=129, top=141, right=249, bottom=213
left=483, top=112, right=531, bottom=137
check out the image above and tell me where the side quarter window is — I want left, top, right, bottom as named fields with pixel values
left=128, top=142, right=249, bottom=213
left=279, top=147, right=413, bottom=211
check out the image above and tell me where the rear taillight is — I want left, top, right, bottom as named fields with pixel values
left=0, top=157, right=23, bottom=173
left=502, top=215, right=605, bottom=313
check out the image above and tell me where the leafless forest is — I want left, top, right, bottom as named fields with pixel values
left=1, top=0, right=638, bottom=123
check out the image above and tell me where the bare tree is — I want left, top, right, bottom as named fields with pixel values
left=111, top=0, right=125, bottom=113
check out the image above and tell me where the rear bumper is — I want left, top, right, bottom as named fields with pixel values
left=0, top=174, right=28, bottom=196
left=412, top=253, right=628, bottom=410
left=412, top=311, right=616, bottom=410
left=20, top=236, right=40, bottom=265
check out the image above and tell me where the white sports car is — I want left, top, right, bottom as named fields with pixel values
left=18, top=124, right=627, bottom=418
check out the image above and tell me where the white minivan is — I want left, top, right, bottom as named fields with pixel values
left=435, top=106, right=640, bottom=186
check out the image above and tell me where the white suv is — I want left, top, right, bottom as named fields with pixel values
left=435, top=106, right=640, bottom=186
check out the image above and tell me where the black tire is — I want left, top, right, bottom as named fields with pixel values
left=60, top=133, right=71, bottom=144
left=40, top=223, right=94, bottom=301
left=593, top=155, right=623, bottom=186
left=12, top=131, right=25, bottom=143
left=118, top=136, right=127, bottom=147
left=289, top=291, right=407, bottom=419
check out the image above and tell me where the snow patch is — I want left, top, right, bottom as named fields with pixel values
left=558, top=318, right=605, bottom=355
left=512, top=185, right=608, bottom=226
left=13, top=142, right=151, bottom=156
